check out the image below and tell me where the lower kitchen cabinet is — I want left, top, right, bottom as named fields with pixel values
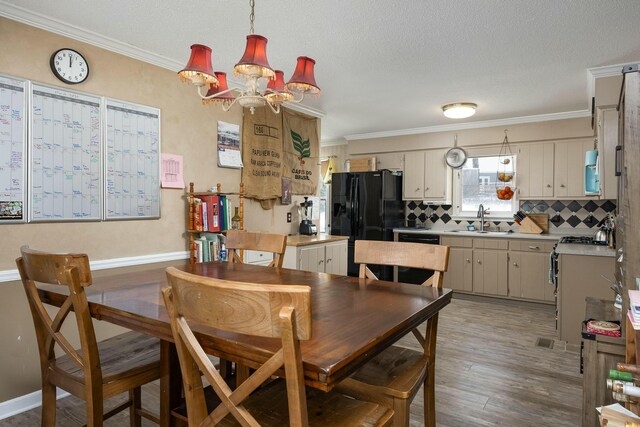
left=282, top=238, right=348, bottom=275
left=444, top=247, right=473, bottom=292
left=508, top=252, right=555, bottom=302
left=473, top=249, right=508, bottom=296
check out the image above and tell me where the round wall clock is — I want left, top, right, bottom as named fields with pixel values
left=50, top=48, right=89, bottom=84
left=445, top=147, right=467, bottom=168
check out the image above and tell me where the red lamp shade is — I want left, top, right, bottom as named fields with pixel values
left=286, top=56, right=320, bottom=94
left=178, top=44, right=217, bottom=86
left=234, top=35, right=275, bottom=79
left=202, top=72, right=235, bottom=105
left=265, top=70, right=293, bottom=104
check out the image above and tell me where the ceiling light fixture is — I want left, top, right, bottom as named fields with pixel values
left=178, top=0, right=320, bottom=114
left=442, top=103, right=477, bottom=119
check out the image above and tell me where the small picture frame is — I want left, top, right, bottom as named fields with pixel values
left=281, top=177, right=292, bottom=205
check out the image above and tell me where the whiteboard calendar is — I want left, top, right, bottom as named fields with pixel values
left=0, top=74, right=26, bottom=223
left=105, top=98, right=160, bottom=220
left=29, top=83, right=102, bottom=221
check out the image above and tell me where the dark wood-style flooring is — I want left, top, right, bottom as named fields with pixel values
left=0, top=295, right=581, bottom=426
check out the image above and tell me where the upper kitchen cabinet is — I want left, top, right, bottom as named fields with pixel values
left=597, top=107, right=619, bottom=200
left=517, top=143, right=555, bottom=199
left=402, top=149, right=452, bottom=203
left=554, top=139, right=597, bottom=199
left=374, top=152, right=404, bottom=171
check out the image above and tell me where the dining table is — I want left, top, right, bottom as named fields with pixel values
left=37, top=260, right=452, bottom=426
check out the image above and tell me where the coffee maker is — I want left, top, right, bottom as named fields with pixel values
left=298, top=197, right=317, bottom=235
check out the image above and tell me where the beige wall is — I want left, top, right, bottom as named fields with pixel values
left=0, top=17, right=311, bottom=402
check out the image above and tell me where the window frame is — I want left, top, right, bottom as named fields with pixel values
left=452, top=154, right=518, bottom=220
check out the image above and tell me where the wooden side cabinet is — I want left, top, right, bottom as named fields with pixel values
left=282, top=239, right=348, bottom=275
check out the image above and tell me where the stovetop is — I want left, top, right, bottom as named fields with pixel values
left=559, top=236, right=608, bottom=245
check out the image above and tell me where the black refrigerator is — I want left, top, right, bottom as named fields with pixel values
left=330, top=171, right=404, bottom=280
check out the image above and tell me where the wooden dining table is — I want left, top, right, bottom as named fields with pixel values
left=38, top=260, right=452, bottom=426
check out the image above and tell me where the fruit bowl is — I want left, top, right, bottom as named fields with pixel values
left=497, top=172, right=513, bottom=182
left=496, top=186, right=515, bottom=200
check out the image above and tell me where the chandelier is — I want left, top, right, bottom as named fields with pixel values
left=178, top=0, right=320, bottom=114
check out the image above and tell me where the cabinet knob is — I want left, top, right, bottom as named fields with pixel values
left=326, top=258, right=332, bottom=263
left=466, top=258, right=471, bottom=263
left=318, top=260, right=324, bottom=265
left=513, top=262, right=519, bottom=267
left=415, top=187, right=420, bottom=192
left=477, top=260, right=481, bottom=264
left=546, top=184, right=552, bottom=188
left=528, top=246, right=540, bottom=250
left=560, top=184, right=566, bottom=188
left=426, top=187, right=430, bottom=191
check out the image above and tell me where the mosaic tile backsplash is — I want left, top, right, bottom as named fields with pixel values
left=405, top=199, right=617, bottom=231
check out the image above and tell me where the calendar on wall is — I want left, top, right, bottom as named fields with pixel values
left=0, top=74, right=27, bottom=223
left=29, top=83, right=102, bottom=222
left=105, top=98, right=160, bottom=220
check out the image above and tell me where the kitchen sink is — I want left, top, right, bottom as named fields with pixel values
left=447, top=229, right=510, bottom=235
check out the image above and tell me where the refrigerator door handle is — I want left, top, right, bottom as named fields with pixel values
left=349, top=176, right=356, bottom=235
left=354, top=175, right=360, bottom=235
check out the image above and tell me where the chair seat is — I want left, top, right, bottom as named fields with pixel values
left=342, top=345, right=428, bottom=399
left=51, top=331, right=160, bottom=391
left=218, top=379, right=393, bottom=426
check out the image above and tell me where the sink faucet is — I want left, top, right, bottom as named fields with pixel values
left=477, top=204, right=490, bottom=232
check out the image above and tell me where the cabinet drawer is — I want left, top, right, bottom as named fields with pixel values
left=508, top=240, right=556, bottom=252
left=244, top=250, right=274, bottom=264
left=440, top=236, right=473, bottom=248
left=473, top=238, right=508, bottom=250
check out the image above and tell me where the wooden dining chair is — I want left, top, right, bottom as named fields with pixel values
left=334, top=240, right=450, bottom=427
left=225, top=229, right=287, bottom=267
left=16, top=246, right=161, bottom=427
left=163, top=266, right=394, bottom=427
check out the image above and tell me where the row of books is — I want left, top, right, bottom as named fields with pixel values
left=192, top=233, right=227, bottom=263
left=191, top=195, right=234, bottom=232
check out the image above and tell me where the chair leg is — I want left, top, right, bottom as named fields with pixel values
left=423, top=365, right=436, bottom=427
left=85, top=393, right=104, bottom=427
left=129, top=388, right=142, bottom=427
left=392, top=397, right=410, bottom=427
left=40, top=381, right=57, bottom=427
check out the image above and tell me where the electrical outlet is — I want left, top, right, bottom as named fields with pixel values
left=287, top=212, right=292, bottom=223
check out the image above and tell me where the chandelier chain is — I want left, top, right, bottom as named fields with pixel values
left=249, top=0, right=255, bottom=34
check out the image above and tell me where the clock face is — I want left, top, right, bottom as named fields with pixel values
left=50, top=49, right=89, bottom=84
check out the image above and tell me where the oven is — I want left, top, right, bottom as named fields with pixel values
left=396, top=233, right=439, bottom=284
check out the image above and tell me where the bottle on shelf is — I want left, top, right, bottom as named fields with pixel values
left=232, top=207, right=241, bottom=230
left=611, top=369, right=640, bottom=384
left=617, top=363, right=640, bottom=375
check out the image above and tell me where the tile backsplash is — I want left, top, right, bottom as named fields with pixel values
left=405, top=199, right=617, bottom=230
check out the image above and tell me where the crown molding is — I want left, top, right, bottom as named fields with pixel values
left=344, top=110, right=591, bottom=141
left=0, top=1, right=183, bottom=71
left=320, top=139, right=348, bottom=147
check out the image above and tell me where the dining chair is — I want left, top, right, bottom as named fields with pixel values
left=163, top=266, right=394, bottom=426
left=225, top=229, right=287, bottom=267
left=16, top=246, right=161, bottom=427
left=334, top=240, right=450, bottom=427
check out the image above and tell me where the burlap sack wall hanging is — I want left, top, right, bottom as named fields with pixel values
left=282, top=109, right=319, bottom=195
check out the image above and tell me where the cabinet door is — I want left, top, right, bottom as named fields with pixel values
left=424, top=148, right=450, bottom=201
left=325, top=242, right=347, bottom=275
left=402, top=152, right=425, bottom=200
left=473, top=249, right=508, bottom=296
left=298, top=246, right=325, bottom=273
left=509, top=251, right=554, bottom=301
left=444, top=247, right=473, bottom=292
left=375, top=152, right=404, bottom=171
left=518, top=143, right=554, bottom=198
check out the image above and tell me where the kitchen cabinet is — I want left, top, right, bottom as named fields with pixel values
left=441, top=236, right=473, bottom=292
left=517, top=143, right=555, bottom=199
left=374, top=152, right=404, bottom=171
left=554, top=139, right=596, bottom=199
left=473, top=248, right=508, bottom=296
left=598, top=107, right=619, bottom=200
left=243, top=250, right=274, bottom=267
left=282, top=238, right=348, bottom=275
left=402, top=149, right=452, bottom=202
left=508, top=240, right=555, bottom=302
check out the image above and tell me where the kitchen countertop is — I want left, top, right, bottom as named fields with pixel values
left=286, top=234, right=349, bottom=247
left=393, top=227, right=564, bottom=241
left=555, top=242, right=617, bottom=257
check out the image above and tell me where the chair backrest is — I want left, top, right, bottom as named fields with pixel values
left=354, top=240, right=450, bottom=287
left=15, top=246, right=101, bottom=390
left=225, top=230, right=288, bottom=268
left=163, top=266, right=311, bottom=426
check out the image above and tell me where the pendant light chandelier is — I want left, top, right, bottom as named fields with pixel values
left=178, top=0, right=320, bottom=114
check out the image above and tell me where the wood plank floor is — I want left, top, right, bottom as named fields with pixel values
left=0, top=295, right=581, bottom=426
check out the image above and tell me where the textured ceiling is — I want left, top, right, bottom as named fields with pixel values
left=3, top=0, right=640, bottom=142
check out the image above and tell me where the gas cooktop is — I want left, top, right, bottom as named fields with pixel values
left=559, top=236, right=607, bottom=245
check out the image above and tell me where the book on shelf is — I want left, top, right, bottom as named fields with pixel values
left=201, top=202, right=208, bottom=231
left=597, top=403, right=640, bottom=426
left=630, top=289, right=640, bottom=315
left=193, top=239, right=203, bottom=263
left=193, top=199, right=203, bottom=231
left=198, top=195, right=220, bottom=232
left=219, top=195, right=227, bottom=231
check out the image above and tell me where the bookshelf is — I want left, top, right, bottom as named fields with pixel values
left=187, top=181, right=244, bottom=264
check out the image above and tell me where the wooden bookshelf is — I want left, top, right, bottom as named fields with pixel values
left=187, top=181, right=244, bottom=264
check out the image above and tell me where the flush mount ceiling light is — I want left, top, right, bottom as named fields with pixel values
left=442, top=103, right=477, bottom=119
left=178, top=0, right=320, bottom=114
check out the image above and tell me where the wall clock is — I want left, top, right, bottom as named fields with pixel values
left=49, top=48, right=89, bottom=84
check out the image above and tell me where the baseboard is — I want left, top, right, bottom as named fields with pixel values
left=0, top=250, right=189, bottom=283
left=0, top=388, right=70, bottom=421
